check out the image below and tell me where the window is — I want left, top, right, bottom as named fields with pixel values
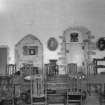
left=70, top=32, right=79, bottom=42
left=23, top=46, right=38, bottom=55
left=32, top=67, right=39, bottom=75
left=29, top=48, right=36, bottom=55
left=23, top=46, right=28, bottom=55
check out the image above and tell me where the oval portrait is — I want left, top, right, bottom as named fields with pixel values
left=97, top=37, right=105, bottom=51
left=47, top=37, right=58, bottom=51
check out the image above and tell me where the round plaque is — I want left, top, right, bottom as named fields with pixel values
left=97, top=37, right=105, bottom=51
left=47, top=37, right=58, bottom=51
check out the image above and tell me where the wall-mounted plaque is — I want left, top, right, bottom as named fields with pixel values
left=47, top=37, right=58, bottom=51
left=97, top=37, right=105, bottom=51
